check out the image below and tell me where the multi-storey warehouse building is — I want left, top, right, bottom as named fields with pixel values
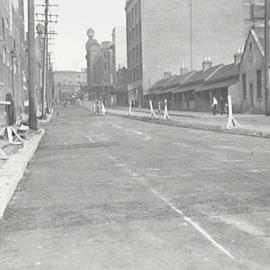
left=0, top=0, right=27, bottom=121
left=54, top=70, right=87, bottom=100
left=92, top=41, right=114, bottom=102
left=125, top=0, right=264, bottom=106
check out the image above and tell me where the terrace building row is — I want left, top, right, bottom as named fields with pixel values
left=145, top=29, right=269, bottom=114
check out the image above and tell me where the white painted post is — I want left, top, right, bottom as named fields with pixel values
left=101, top=102, right=106, bottom=116
left=149, top=100, right=157, bottom=118
left=164, top=99, right=169, bottom=120
left=226, top=95, right=240, bottom=129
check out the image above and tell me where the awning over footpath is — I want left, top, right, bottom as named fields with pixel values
left=155, top=86, right=180, bottom=95
left=173, top=84, right=199, bottom=94
left=197, top=78, right=239, bottom=92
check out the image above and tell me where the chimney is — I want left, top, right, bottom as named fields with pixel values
left=164, top=69, right=172, bottom=80
left=202, top=56, right=212, bottom=71
left=180, top=64, right=188, bottom=75
left=234, top=47, right=243, bottom=64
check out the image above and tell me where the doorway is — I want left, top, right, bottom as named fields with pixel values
left=249, top=83, right=254, bottom=108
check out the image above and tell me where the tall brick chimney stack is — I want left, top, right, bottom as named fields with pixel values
left=202, top=56, right=212, bottom=71
left=164, top=69, right=172, bottom=80
left=234, top=47, right=243, bottom=64
left=180, top=64, right=189, bottom=75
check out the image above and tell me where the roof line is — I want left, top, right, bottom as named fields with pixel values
left=205, top=65, right=224, bottom=81
left=180, top=71, right=197, bottom=85
left=251, top=29, right=264, bottom=57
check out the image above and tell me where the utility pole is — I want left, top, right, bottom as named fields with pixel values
left=190, top=0, right=193, bottom=70
left=36, top=1, right=58, bottom=118
left=42, top=0, right=49, bottom=118
left=28, top=0, right=38, bottom=130
left=265, top=0, right=270, bottom=116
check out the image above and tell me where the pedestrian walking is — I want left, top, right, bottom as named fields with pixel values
left=211, top=96, right=218, bottom=116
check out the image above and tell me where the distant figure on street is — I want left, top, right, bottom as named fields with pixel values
left=158, top=101, right=161, bottom=113
left=211, top=96, right=218, bottom=116
left=219, top=96, right=225, bottom=115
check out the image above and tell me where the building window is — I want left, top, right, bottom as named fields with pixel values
left=257, top=70, right=262, bottom=99
left=242, top=73, right=247, bottom=100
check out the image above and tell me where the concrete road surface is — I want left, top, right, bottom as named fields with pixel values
left=0, top=106, right=270, bottom=270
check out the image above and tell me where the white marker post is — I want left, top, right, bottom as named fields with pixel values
left=164, top=99, right=169, bottom=120
left=226, top=95, right=240, bottom=129
left=149, top=100, right=157, bottom=118
left=128, top=101, right=132, bottom=115
left=101, top=102, right=106, bottom=116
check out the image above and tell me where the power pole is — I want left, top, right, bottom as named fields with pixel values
left=190, top=0, right=193, bottom=70
left=265, top=0, right=270, bottom=116
left=28, top=0, right=38, bottom=130
left=42, top=0, right=49, bottom=118
left=36, top=1, right=58, bottom=118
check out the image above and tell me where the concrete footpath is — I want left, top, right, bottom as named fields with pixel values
left=105, top=106, right=270, bottom=139
left=0, top=129, right=45, bottom=218
left=0, top=110, right=54, bottom=218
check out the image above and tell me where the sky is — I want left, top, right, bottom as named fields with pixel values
left=36, top=0, right=126, bottom=71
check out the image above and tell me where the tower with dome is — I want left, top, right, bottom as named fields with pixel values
left=85, top=28, right=100, bottom=96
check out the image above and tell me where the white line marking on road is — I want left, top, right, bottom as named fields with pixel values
left=88, top=138, right=96, bottom=143
left=134, top=130, right=144, bottom=135
left=218, top=216, right=264, bottom=236
left=144, top=136, right=152, bottom=141
left=113, top=125, right=122, bottom=129
left=145, top=173, right=157, bottom=177
left=173, top=142, right=189, bottom=148
left=248, top=169, right=268, bottom=173
left=221, top=160, right=244, bottom=163
left=108, top=155, right=235, bottom=260
left=115, top=164, right=127, bottom=167
left=149, top=187, right=235, bottom=260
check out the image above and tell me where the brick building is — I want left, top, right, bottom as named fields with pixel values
left=239, top=29, right=266, bottom=113
left=92, top=41, right=114, bottom=102
left=54, top=70, right=87, bottom=100
left=146, top=56, right=241, bottom=113
left=85, top=28, right=101, bottom=97
left=0, top=0, right=27, bottom=121
left=111, top=26, right=128, bottom=106
left=125, top=0, right=252, bottom=106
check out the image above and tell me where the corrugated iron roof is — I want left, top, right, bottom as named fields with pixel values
left=198, top=78, right=239, bottom=92
left=205, top=63, right=239, bottom=83
left=181, top=65, right=223, bottom=86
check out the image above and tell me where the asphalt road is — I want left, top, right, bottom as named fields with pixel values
left=0, top=106, right=270, bottom=270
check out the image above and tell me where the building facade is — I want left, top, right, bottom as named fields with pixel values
left=146, top=55, right=241, bottom=113
left=125, top=0, right=255, bottom=106
left=239, top=29, right=266, bottom=113
left=85, top=28, right=100, bottom=97
left=0, top=0, right=27, bottom=122
left=54, top=70, right=87, bottom=100
left=111, top=26, right=128, bottom=106
left=92, top=41, right=114, bottom=102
